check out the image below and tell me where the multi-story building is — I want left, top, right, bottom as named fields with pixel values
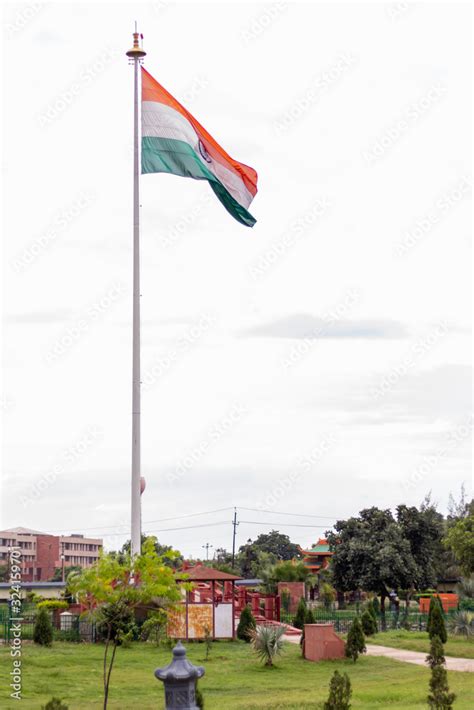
left=0, top=527, right=102, bottom=581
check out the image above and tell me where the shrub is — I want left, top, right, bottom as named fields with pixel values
left=323, top=670, right=352, bottom=710
left=428, top=666, right=456, bottom=709
left=345, top=617, right=366, bottom=663
left=426, top=635, right=446, bottom=670
left=33, top=608, right=54, bottom=647
left=361, top=610, right=377, bottom=636
left=97, top=601, right=137, bottom=645
left=320, top=583, right=337, bottom=610
left=293, top=597, right=307, bottom=630
left=447, top=610, right=473, bottom=637
left=41, top=699, right=69, bottom=710
left=250, top=624, right=285, bottom=666
left=236, top=605, right=256, bottom=642
left=203, top=625, right=212, bottom=661
left=37, top=600, right=69, bottom=610
left=429, top=603, right=447, bottom=644
left=305, top=607, right=315, bottom=624
left=280, top=589, right=291, bottom=614
left=371, top=597, right=380, bottom=616
left=427, top=596, right=442, bottom=634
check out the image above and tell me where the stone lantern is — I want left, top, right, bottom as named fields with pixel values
left=155, top=641, right=205, bottom=710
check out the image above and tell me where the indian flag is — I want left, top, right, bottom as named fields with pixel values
left=141, top=67, right=258, bottom=227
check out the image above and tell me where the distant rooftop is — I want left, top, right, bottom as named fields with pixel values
left=2, top=527, right=45, bottom=535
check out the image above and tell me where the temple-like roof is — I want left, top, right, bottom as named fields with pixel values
left=300, top=538, right=332, bottom=555
left=177, top=565, right=241, bottom=581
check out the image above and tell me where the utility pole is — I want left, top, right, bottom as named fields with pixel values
left=231, top=507, right=239, bottom=568
left=202, top=543, right=213, bottom=561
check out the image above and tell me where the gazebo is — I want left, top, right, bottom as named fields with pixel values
left=169, top=564, right=242, bottom=640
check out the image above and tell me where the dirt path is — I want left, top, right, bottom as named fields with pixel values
left=283, top=636, right=473, bottom=672
left=366, top=644, right=474, bottom=672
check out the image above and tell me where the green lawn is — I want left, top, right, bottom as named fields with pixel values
left=369, top=630, right=474, bottom=659
left=1, top=641, right=473, bottom=709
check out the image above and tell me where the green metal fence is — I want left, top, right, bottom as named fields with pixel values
left=280, top=608, right=433, bottom=633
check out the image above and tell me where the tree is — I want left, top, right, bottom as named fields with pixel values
left=327, top=508, right=420, bottom=614
left=361, top=610, right=377, bottom=636
left=236, top=605, right=256, bottom=642
left=323, top=670, right=352, bottom=710
left=238, top=530, right=300, bottom=576
left=260, top=559, right=311, bottom=594
left=68, top=538, right=184, bottom=710
left=119, top=534, right=183, bottom=569
left=345, top=617, right=366, bottom=663
left=50, top=565, right=82, bottom=582
left=443, top=506, right=474, bottom=576
left=426, top=635, right=455, bottom=709
left=249, top=625, right=285, bottom=666
left=293, top=597, right=307, bottom=630
left=397, top=498, right=444, bottom=592
left=33, top=607, right=54, bottom=646
left=429, top=602, right=447, bottom=644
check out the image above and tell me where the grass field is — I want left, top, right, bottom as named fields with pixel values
left=1, top=640, right=473, bottom=709
left=369, top=630, right=474, bottom=659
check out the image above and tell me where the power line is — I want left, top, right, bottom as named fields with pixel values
left=239, top=520, right=330, bottom=529
left=47, top=507, right=234, bottom=533
left=240, top=507, right=336, bottom=520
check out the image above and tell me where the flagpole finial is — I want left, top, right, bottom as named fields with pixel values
left=126, top=28, right=146, bottom=60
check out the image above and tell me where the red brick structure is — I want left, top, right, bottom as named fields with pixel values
left=304, top=623, right=345, bottom=662
left=35, top=535, right=60, bottom=582
left=277, top=581, right=305, bottom=614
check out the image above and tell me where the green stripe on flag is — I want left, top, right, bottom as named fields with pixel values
left=141, top=136, right=256, bottom=228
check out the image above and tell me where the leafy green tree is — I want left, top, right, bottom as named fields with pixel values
left=119, top=534, right=183, bottom=569
left=33, top=607, right=53, bottom=647
left=236, top=605, right=256, bottom=642
left=429, top=602, right=447, bottom=644
left=443, top=506, right=474, bottom=576
left=345, top=617, right=366, bottom=663
left=327, top=508, right=420, bottom=613
left=293, top=597, right=307, bottom=630
left=50, top=565, right=83, bottom=582
left=361, top=610, right=377, bottom=636
left=238, top=530, right=300, bottom=576
left=397, top=498, right=444, bottom=591
left=68, top=538, right=184, bottom=710
left=323, top=670, right=352, bottom=710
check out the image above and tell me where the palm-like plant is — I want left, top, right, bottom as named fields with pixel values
left=249, top=624, right=285, bottom=666
left=447, top=610, right=473, bottom=637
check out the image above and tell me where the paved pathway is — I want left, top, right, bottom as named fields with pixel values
left=366, top=644, right=474, bottom=672
left=284, top=636, right=474, bottom=672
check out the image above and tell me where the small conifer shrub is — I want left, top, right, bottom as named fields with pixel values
left=345, top=617, right=366, bottom=663
left=33, top=607, right=54, bottom=647
left=323, top=670, right=352, bottom=710
left=236, top=605, right=256, bottom=642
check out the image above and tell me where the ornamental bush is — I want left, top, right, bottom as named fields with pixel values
left=323, top=670, right=352, bottom=710
left=293, top=597, right=307, bottom=630
left=345, top=617, right=366, bottom=663
left=361, top=610, right=377, bottom=636
left=426, top=634, right=456, bottom=709
left=41, top=700, right=69, bottom=710
left=429, top=603, right=447, bottom=644
left=236, top=605, right=256, bottom=642
left=37, top=600, right=69, bottom=610
left=33, top=608, right=54, bottom=647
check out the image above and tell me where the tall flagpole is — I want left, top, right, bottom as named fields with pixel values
left=126, top=29, right=146, bottom=559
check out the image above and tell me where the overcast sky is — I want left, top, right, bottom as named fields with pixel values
left=2, top=1, right=472, bottom=557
